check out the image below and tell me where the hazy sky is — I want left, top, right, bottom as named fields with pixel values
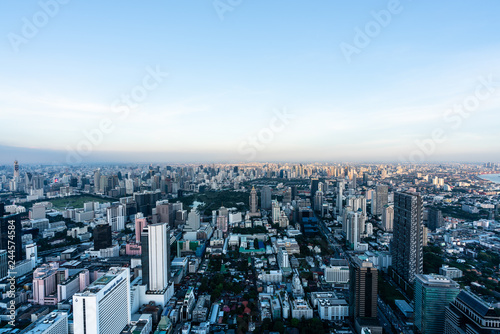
left=1, top=1, right=499, bottom=164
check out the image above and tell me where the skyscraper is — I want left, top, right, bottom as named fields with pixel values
left=272, top=200, right=280, bottom=224
left=13, top=160, right=19, bottom=179
left=428, top=208, right=444, bottom=231
left=260, top=186, right=272, bottom=210
left=147, top=223, right=170, bottom=292
left=445, top=290, right=500, bottom=333
left=249, top=187, right=258, bottom=216
left=185, top=210, right=200, bottom=232
left=135, top=215, right=147, bottom=244
left=414, top=274, right=460, bottom=334
left=141, top=229, right=149, bottom=290
left=382, top=205, right=394, bottom=232
left=94, top=169, right=101, bottom=193
left=349, top=256, right=378, bottom=321
left=337, top=180, right=344, bottom=216
left=310, top=178, right=319, bottom=200
left=93, top=224, right=112, bottom=251
left=0, top=212, right=22, bottom=261
left=155, top=200, right=171, bottom=226
left=391, top=191, right=423, bottom=286
left=73, top=267, right=131, bottom=334
left=314, top=191, right=324, bottom=212
left=106, top=204, right=125, bottom=232
left=375, top=184, right=388, bottom=216
left=283, top=187, right=292, bottom=204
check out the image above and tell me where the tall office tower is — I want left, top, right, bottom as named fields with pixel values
left=13, top=160, right=19, bottom=178
left=278, top=247, right=290, bottom=269
left=0, top=212, right=22, bottom=261
left=73, top=267, right=131, bottom=334
left=135, top=215, right=147, bottom=244
left=93, top=224, right=112, bottom=251
left=272, top=200, right=280, bottom=224
left=216, top=215, right=228, bottom=233
left=134, top=191, right=161, bottom=216
left=291, top=186, right=298, bottom=200
left=348, top=196, right=366, bottom=216
left=140, top=229, right=149, bottom=289
left=351, top=174, right=357, bottom=189
left=99, top=175, right=109, bottom=193
left=25, top=172, right=33, bottom=191
left=94, top=169, right=101, bottom=193
left=318, top=181, right=324, bottom=192
left=414, top=274, right=460, bottom=334
left=391, top=192, right=423, bottom=285
left=283, top=187, right=292, bottom=204
left=31, top=203, right=46, bottom=220
left=382, top=205, right=394, bottom=232
left=185, top=210, right=200, bottom=232
left=249, top=187, right=258, bottom=215
left=422, top=226, right=428, bottom=247
left=314, top=191, right=324, bottom=212
left=147, top=223, right=170, bottom=291
left=106, top=204, right=125, bottom=232
left=371, top=196, right=377, bottom=215
left=363, top=173, right=368, bottom=185
left=428, top=208, right=444, bottom=231
left=349, top=256, right=378, bottom=322
left=310, top=178, right=320, bottom=200
left=279, top=211, right=289, bottom=228
left=155, top=200, right=171, bottom=225
left=0, top=250, right=8, bottom=280
left=445, top=290, right=500, bottom=333
left=346, top=211, right=361, bottom=250
left=26, top=242, right=37, bottom=267
left=261, top=186, right=272, bottom=210
left=359, top=196, right=367, bottom=216
left=375, top=184, right=388, bottom=216
left=337, top=181, right=344, bottom=216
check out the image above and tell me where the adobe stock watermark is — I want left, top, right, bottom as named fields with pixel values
left=66, top=66, right=168, bottom=164
left=238, top=108, right=295, bottom=161
left=340, top=0, right=404, bottom=64
left=400, top=75, right=499, bottom=164
left=7, top=0, right=70, bottom=53
left=213, top=0, right=243, bottom=21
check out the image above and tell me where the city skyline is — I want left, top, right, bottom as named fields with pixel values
left=1, top=1, right=500, bottom=164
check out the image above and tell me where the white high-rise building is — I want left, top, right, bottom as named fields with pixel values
left=73, top=267, right=131, bottom=334
left=107, top=204, right=126, bottom=232
left=382, top=205, right=394, bottom=231
left=278, top=247, right=290, bottom=269
left=185, top=210, right=200, bottom=232
left=272, top=200, right=280, bottom=224
left=26, top=242, right=37, bottom=267
left=148, top=223, right=170, bottom=291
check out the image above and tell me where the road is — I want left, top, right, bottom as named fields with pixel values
left=378, top=297, right=414, bottom=334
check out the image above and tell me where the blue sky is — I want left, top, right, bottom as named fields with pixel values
left=1, top=0, right=499, bottom=164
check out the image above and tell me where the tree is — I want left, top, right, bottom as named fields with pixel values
left=272, top=320, right=285, bottom=333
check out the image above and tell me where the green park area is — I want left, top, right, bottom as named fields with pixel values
left=178, top=190, right=250, bottom=215
left=29, top=195, right=114, bottom=210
